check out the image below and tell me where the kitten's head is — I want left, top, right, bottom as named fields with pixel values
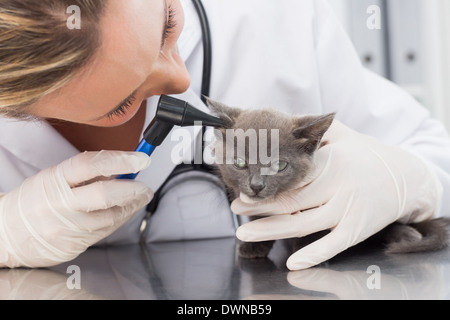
left=207, top=98, right=335, bottom=202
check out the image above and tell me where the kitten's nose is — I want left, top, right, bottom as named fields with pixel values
left=250, top=181, right=265, bottom=195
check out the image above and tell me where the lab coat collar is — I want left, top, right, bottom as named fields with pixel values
left=178, top=0, right=202, bottom=62
left=0, top=117, right=79, bottom=171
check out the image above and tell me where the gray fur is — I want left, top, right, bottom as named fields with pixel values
left=381, top=219, right=450, bottom=254
left=208, top=98, right=334, bottom=202
left=208, top=99, right=450, bottom=259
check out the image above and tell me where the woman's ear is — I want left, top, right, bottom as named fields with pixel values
left=292, top=113, right=336, bottom=154
left=205, top=97, right=242, bottom=128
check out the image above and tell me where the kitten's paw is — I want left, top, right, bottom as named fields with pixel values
left=238, top=240, right=275, bottom=259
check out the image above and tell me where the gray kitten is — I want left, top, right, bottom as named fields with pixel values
left=207, top=98, right=450, bottom=260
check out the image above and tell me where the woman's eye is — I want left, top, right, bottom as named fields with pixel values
left=106, top=92, right=137, bottom=121
left=233, top=157, right=248, bottom=170
left=161, top=5, right=177, bottom=48
left=271, top=161, right=288, bottom=172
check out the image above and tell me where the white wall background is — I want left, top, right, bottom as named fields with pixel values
left=327, top=0, right=450, bottom=131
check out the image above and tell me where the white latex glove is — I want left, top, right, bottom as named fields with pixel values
left=285, top=265, right=444, bottom=300
left=0, top=151, right=153, bottom=268
left=232, top=120, right=443, bottom=270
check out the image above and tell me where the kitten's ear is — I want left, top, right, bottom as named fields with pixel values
left=205, top=97, right=242, bottom=128
left=293, top=113, right=336, bottom=154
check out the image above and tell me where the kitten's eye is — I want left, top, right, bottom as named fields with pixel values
left=233, top=157, right=248, bottom=170
left=271, top=161, right=288, bottom=172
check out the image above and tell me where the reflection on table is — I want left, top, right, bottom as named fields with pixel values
left=1, top=237, right=450, bottom=299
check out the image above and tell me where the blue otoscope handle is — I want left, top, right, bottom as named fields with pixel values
left=117, top=139, right=156, bottom=180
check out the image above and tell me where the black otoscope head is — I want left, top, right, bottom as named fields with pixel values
left=156, top=95, right=225, bottom=127
left=143, top=95, right=224, bottom=146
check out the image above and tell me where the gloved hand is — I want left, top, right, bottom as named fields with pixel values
left=285, top=264, right=444, bottom=299
left=0, top=151, right=153, bottom=268
left=232, top=120, right=443, bottom=270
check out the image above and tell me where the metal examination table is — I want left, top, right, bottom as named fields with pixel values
left=2, top=236, right=450, bottom=300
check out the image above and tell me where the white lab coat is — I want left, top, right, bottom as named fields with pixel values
left=1, top=0, right=449, bottom=244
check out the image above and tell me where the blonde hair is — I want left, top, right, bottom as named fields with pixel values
left=0, top=0, right=106, bottom=119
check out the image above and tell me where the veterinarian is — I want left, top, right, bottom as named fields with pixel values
left=0, top=0, right=449, bottom=269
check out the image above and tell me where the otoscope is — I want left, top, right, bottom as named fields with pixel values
left=118, top=95, right=224, bottom=180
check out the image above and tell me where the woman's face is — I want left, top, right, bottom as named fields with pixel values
left=31, top=0, right=190, bottom=127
